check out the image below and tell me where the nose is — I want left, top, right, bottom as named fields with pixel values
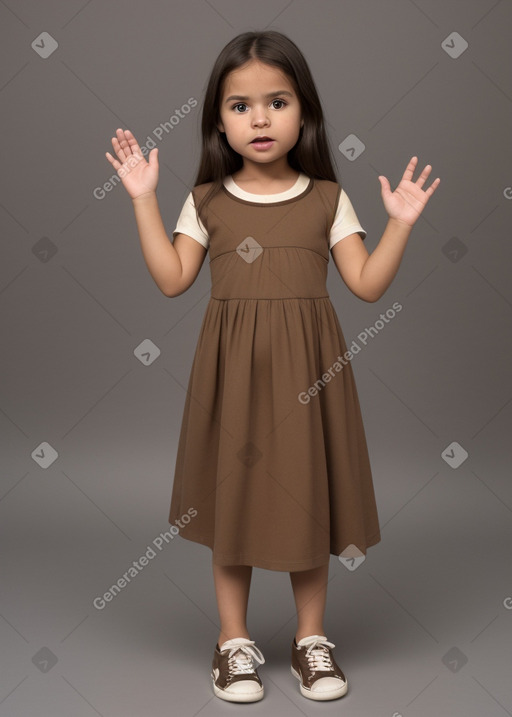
left=251, top=105, right=270, bottom=127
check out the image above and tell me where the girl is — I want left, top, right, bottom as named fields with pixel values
left=106, top=30, right=440, bottom=704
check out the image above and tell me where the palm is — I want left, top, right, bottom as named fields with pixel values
left=105, top=129, right=159, bottom=200
left=379, top=157, right=440, bottom=227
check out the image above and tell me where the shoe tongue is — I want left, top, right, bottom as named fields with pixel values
left=297, top=634, right=328, bottom=647
left=220, top=637, right=252, bottom=651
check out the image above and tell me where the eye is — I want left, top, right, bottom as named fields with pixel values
left=230, top=99, right=288, bottom=113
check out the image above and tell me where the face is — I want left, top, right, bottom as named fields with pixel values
left=217, top=60, right=304, bottom=168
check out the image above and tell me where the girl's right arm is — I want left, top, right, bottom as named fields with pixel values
left=106, top=128, right=206, bottom=297
left=131, top=192, right=207, bottom=297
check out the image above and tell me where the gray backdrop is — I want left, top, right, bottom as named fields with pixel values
left=1, top=1, right=511, bottom=715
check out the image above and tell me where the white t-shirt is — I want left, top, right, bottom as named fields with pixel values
left=173, top=172, right=366, bottom=251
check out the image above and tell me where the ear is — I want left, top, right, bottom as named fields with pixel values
left=217, top=120, right=225, bottom=133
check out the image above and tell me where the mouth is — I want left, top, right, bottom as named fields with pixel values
left=251, top=136, right=274, bottom=143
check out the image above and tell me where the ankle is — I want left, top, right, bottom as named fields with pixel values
left=218, top=630, right=251, bottom=647
left=295, top=629, right=326, bottom=643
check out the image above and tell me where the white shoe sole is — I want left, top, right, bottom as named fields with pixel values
left=291, top=665, right=348, bottom=700
left=211, top=671, right=264, bottom=702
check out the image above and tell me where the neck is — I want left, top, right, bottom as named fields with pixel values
left=233, top=157, right=299, bottom=185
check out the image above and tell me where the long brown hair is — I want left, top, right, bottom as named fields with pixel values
left=193, top=30, right=339, bottom=218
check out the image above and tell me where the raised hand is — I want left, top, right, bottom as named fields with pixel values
left=378, top=157, right=440, bottom=227
left=105, top=129, right=159, bottom=200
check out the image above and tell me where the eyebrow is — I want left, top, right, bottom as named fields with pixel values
left=224, top=90, right=294, bottom=104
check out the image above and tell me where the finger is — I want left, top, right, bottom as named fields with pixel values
left=112, top=130, right=130, bottom=163
left=116, top=128, right=143, bottom=163
left=378, top=175, right=392, bottom=197
left=117, top=128, right=143, bottom=159
left=114, top=128, right=138, bottom=161
left=424, top=177, right=441, bottom=197
left=105, top=151, right=122, bottom=171
left=148, top=147, right=159, bottom=167
left=124, top=129, right=143, bottom=157
left=402, top=156, right=418, bottom=182
left=415, top=164, right=433, bottom=189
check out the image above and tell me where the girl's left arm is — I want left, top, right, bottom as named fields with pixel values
left=331, top=156, right=440, bottom=303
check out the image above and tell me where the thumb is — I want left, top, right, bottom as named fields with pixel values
left=148, top=147, right=159, bottom=167
left=378, top=175, right=391, bottom=196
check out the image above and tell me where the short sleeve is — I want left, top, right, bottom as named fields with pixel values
left=329, top=189, right=367, bottom=250
left=173, top=192, right=210, bottom=250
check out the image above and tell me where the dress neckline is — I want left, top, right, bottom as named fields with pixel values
left=222, top=172, right=313, bottom=206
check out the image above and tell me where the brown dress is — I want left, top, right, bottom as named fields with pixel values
left=168, top=177, right=381, bottom=571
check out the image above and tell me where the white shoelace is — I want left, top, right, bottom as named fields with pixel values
left=224, top=641, right=265, bottom=676
left=300, top=636, right=336, bottom=674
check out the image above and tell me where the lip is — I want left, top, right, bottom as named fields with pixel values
left=250, top=138, right=275, bottom=151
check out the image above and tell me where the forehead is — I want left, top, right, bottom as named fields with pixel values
left=220, top=60, right=296, bottom=98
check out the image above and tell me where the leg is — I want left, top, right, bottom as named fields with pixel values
left=212, top=558, right=253, bottom=647
left=289, top=562, right=329, bottom=642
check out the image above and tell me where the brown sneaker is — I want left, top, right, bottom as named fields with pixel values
left=291, top=634, right=348, bottom=700
left=211, top=637, right=265, bottom=702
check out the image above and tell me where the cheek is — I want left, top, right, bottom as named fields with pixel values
left=225, top=117, right=243, bottom=134
left=285, top=111, right=301, bottom=127
left=285, top=118, right=302, bottom=136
